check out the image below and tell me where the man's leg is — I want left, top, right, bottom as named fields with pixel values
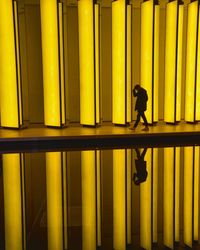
left=129, top=112, right=140, bottom=130
left=141, top=112, right=149, bottom=131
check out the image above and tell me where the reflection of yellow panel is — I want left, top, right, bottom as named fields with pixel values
left=78, top=0, right=95, bottom=125
left=46, top=152, right=63, bottom=250
left=113, top=150, right=126, bottom=250
left=112, top=0, right=126, bottom=124
left=176, top=5, right=183, bottom=121
left=58, top=3, right=66, bottom=125
left=40, top=0, right=61, bottom=126
left=141, top=0, right=153, bottom=123
left=164, top=1, right=177, bottom=123
left=153, top=148, right=158, bottom=243
left=127, top=5, right=132, bottom=123
left=194, top=147, right=199, bottom=240
left=96, top=150, right=101, bottom=246
left=127, top=149, right=132, bottom=244
left=95, top=4, right=100, bottom=124
left=183, top=147, right=193, bottom=247
left=196, top=7, right=200, bottom=121
left=81, top=151, right=96, bottom=250
left=175, top=147, right=180, bottom=242
left=185, top=1, right=198, bottom=122
left=0, top=0, right=20, bottom=127
left=163, top=148, right=174, bottom=249
left=140, top=149, right=151, bottom=250
left=154, top=5, right=159, bottom=122
left=3, top=154, right=23, bottom=250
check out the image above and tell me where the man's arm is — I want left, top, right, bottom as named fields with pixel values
left=133, top=88, right=138, bottom=97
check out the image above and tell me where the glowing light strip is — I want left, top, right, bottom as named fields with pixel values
left=163, top=148, right=174, bottom=248
left=127, top=5, right=132, bottom=123
left=112, top=0, right=126, bottom=124
left=153, top=148, right=158, bottom=243
left=194, top=147, right=199, bottom=241
left=0, top=0, right=22, bottom=128
left=96, top=150, right=101, bottom=246
left=164, top=1, right=177, bottom=123
left=183, top=147, right=193, bottom=247
left=185, top=1, right=198, bottom=122
left=113, top=150, right=126, bottom=250
left=141, top=0, right=153, bottom=123
left=175, top=147, right=180, bottom=242
left=58, top=3, right=66, bottom=125
left=46, top=152, right=63, bottom=250
left=81, top=151, right=96, bottom=250
left=127, top=149, right=132, bottom=244
left=196, top=6, right=200, bottom=121
left=176, top=4, right=183, bottom=121
left=95, top=4, right=100, bottom=124
left=140, top=149, right=152, bottom=250
left=153, top=5, right=159, bottom=122
left=3, top=154, right=23, bottom=250
left=78, top=0, right=95, bottom=125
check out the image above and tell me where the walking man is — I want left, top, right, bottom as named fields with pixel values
left=129, top=84, right=149, bottom=131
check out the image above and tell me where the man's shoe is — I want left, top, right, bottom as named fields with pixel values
left=129, top=126, right=135, bottom=131
left=142, top=126, right=149, bottom=131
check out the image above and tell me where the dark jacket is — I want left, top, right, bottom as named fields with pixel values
left=133, top=87, right=148, bottom=112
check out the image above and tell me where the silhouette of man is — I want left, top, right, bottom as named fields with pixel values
left=129, top=84, right=149, bottom=131
left=133, top=148, right=148, bottom=185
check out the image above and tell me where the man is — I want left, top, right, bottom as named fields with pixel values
left=133, top=148, right=148, bottom=185
left=129, top=84, right=149, bottom=131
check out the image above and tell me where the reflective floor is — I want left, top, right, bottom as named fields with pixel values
left=0, top=146, right=200, bottom=249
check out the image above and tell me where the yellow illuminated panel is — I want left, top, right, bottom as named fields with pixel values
left=127, top=149, right=132, bottom=244
left=176, top=5, right=183, bottom=121
left=175, top=147, right=180, bottom=242
left=140, top=149, right=152, bottom=250
left=58, top=3, right=66, bottom=125
left=40, top=0, right=61, bottom=126
left=96, top=150, right=101, bottom=246
left=0, top=0, right=21, bottom=128
left=183, top=147, right=193, bottom=247
left=196, top=7, right=200, bottom=121
left=95, top=4, right=100, bottom=124
left=141, top=0, right=153, bottom=123
left=3, top=154, right=23, bottom=250
left=154, top=5, right=159, bottom=122
left=127, top=5, right=132, bottom=123
left=112, top=0, right=126, bottom=124
left=46, top=152, right=63, bottom=250
left=81, top=151, right=96, bottom=250
left=194, top=147, right=199, bottom=240
left=164, top=1, right=177, bottom=123
left=163, top=148, right=174, bottom=248
left=185, top=1, right=198, bottom=122
left=153, top=148, right=158, bottom=243
left=78, top=0, right=95, bottom=125
left=113, top=150, right=126, bottom=250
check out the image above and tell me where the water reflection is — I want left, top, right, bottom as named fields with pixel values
left=0, top=146, right=200, bottom=249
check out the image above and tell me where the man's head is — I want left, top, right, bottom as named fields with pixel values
left=135, top=84, right=141, bottom=91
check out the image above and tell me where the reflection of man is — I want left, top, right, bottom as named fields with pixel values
left=129, top=84, right=149, bottom=131
left=133, top=148, right=148, bottom=185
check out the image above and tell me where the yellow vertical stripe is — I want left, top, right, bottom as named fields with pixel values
left=96, top=150, right=101, bottom=246
left=46, top=152, right=63, bottom=250
left=127, top=149, right=132, bottom=244
left=185, top=1, right=198, bottom=122
left=194, top=147, right=199, bottom=240
left=196, top=6, right=200, bottom=121
left=175, top=147, right=180, bottom=242
left=153, top=148, right=158, bottom=243
left=78, top=0, right=95, bottom=125
left=112, top=0, right=126, bottom=124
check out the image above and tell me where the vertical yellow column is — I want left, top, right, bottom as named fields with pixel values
left=3, top=154, right=24, bottom=250
left=112, top=0, right=126, bottom=125
left=127, top=149, right=132, bottom=245
left=40, top=0, right=65, bottom=127
left=175, top=147, right=180, bottom=242
left=163, top=148, right=174, bottom=248
left=141, top=0, right=153, bottom=123
left=194, top=147, right=199, bottom=241
left=153, top=148, right=158, bottom=244
left=96, top=150, right=101, bottom=247
left=113, top=149, right=126, bottom=250
left=78, top=0, right=99, bottom=126
left=183, top=147, right=193, bottom=247
left=140, top=149, right=152, bottom=250
left=46, top=152, right=63, bottom=250
left=196, top=6, right=200, bottom=121
left=81, top=151, right=96, bottom=250
left=185, top=1, right=198, bottom=122
left=0, top=0, right=23, bottom=128
left=127, top=5, right=132, bottom=123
